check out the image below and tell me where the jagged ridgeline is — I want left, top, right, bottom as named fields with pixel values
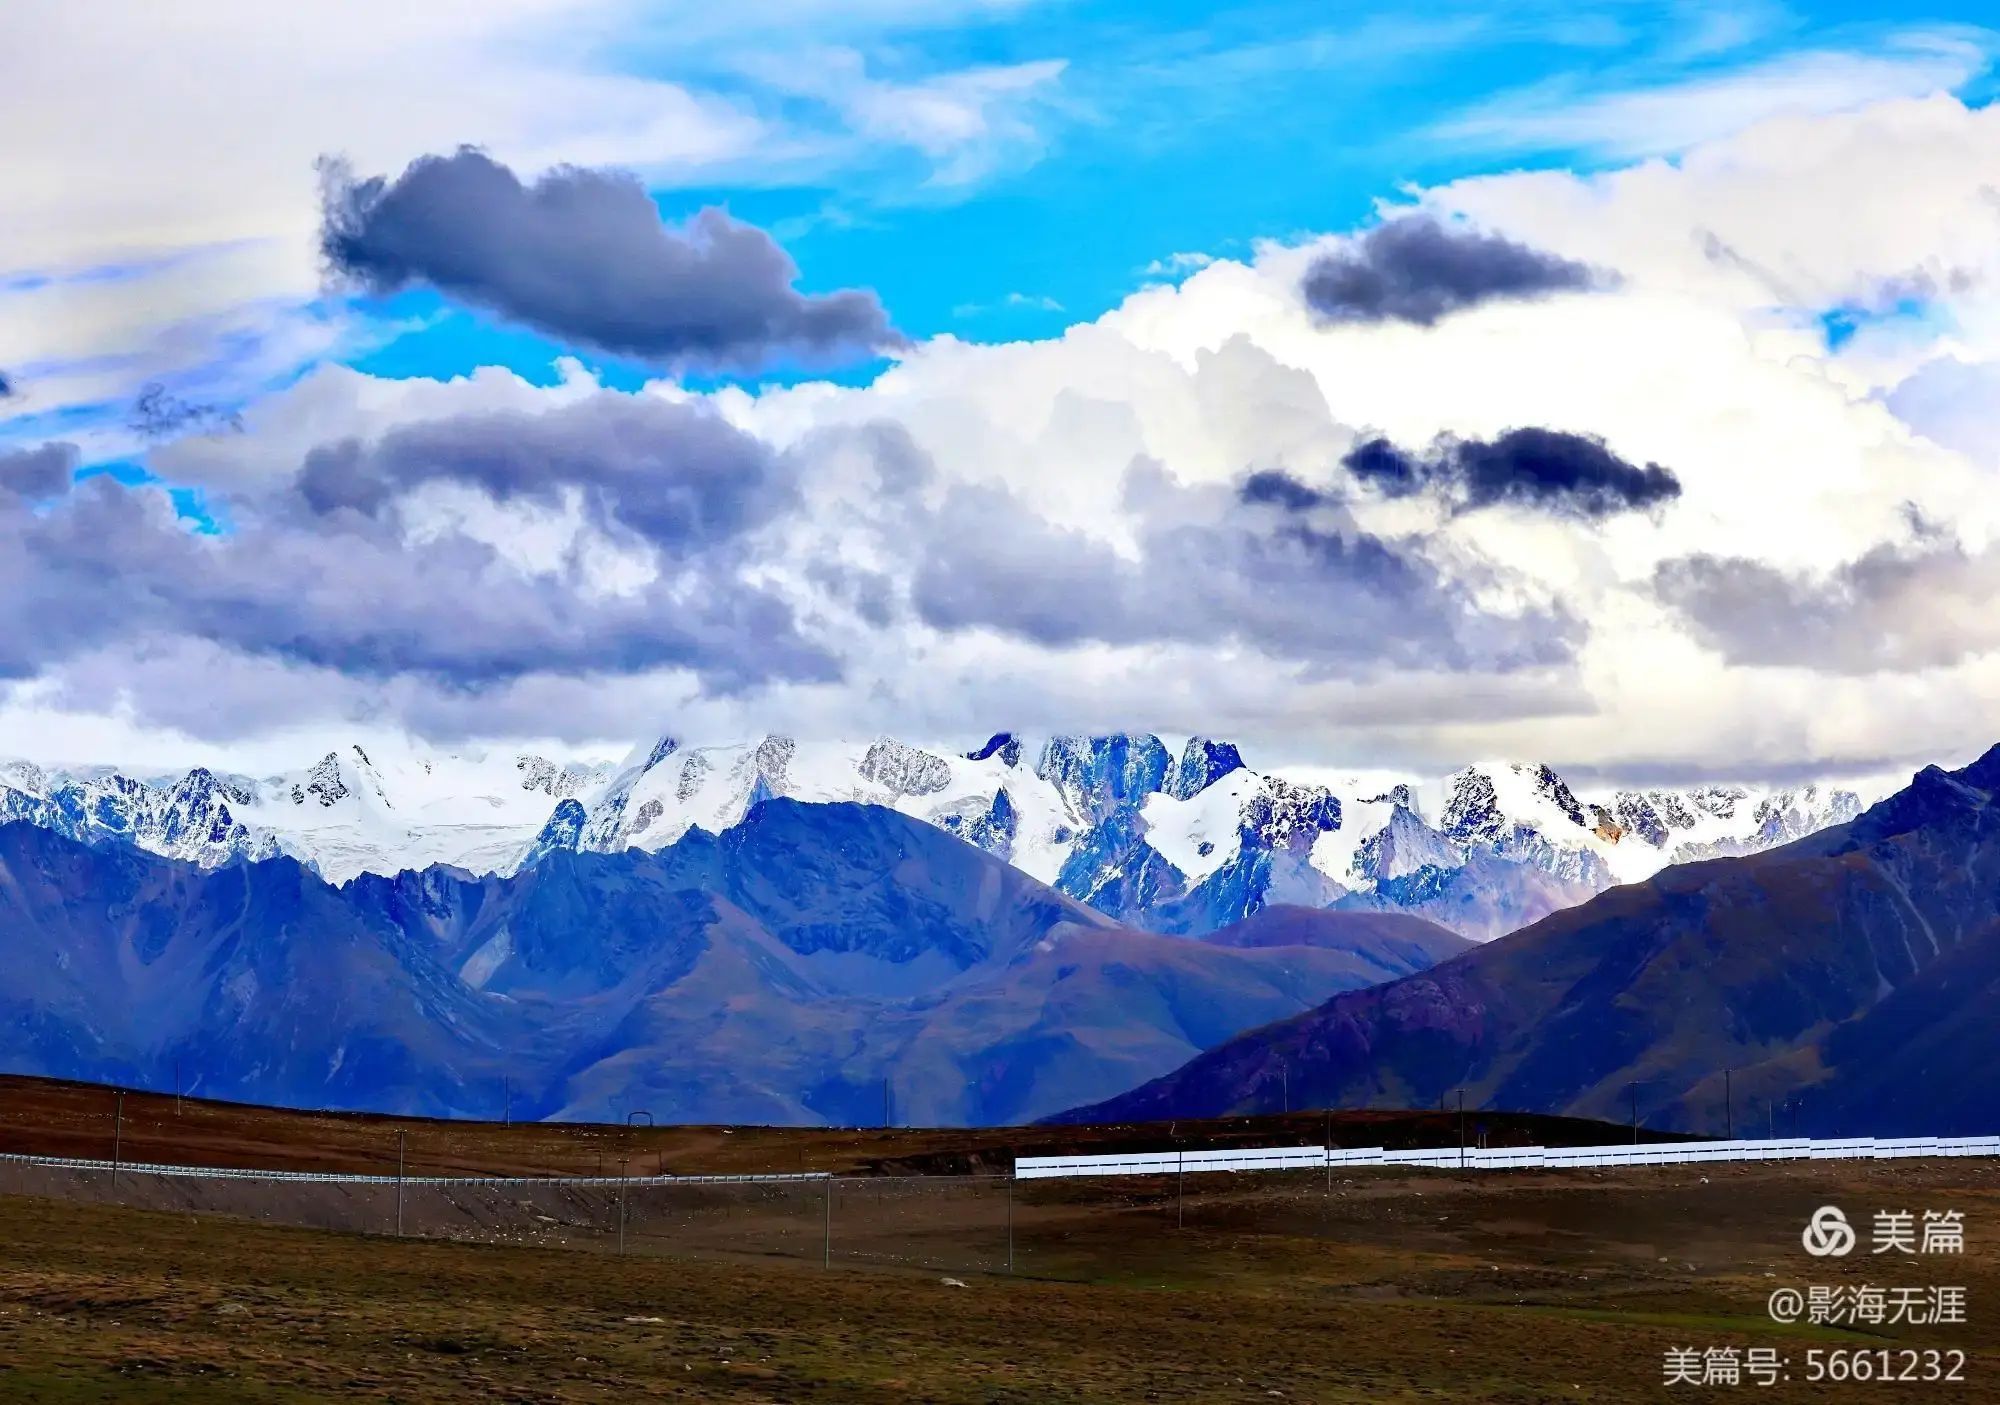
left=0, top=734, right=1861, bottom=941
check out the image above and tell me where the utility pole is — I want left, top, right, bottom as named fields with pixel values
left=822, top=1175, right=832, bottom=1268
left=1281, top=1066, right=1289, bottom=1116
left=1629, top=1083, right=1639, bottom=1145
left=1724, top=1069, right=1733, bottom=1141
left=882, top=1078, right=891, bottom=1130
left=174, top=1059, right=182, bottom=1118
left=396, top=1131, right=406, bottom=1237
left=111, top=1089, right=124, bottom=1187
left=503, top=1076, right=511, bottom=1128
left=1457, top=1090, right=1466, bottom=1169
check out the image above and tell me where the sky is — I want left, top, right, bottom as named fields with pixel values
left=3, top=0, right=2000, bottom=783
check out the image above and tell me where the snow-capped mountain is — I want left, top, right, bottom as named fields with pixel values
left=0, top=744, right=611, bottom=883
left=544, top=732, right=1085, bottom=883
left=0, top=731, right=1866, bottom=939
left=534, top=733, right=1867, bottom=941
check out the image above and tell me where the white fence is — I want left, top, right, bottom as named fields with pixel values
left=0, top=1150, right=828, bottom=1188
left=1014, top=1135, right=2000, bottom=1180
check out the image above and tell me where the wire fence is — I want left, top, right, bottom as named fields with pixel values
left=3, top=1132, right=1995, bottom=1282
left=0, top=1152, right=1021, bottom=1275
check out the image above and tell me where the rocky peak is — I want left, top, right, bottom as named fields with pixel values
left=1439, top=768, right=1502, bottom=843
left=1528, top=764, right=1587, bottom=827
left=1238, top=776, right=1340, bottom=850
left=1035, top=734, right=1171, bottom=824
left=515, top=755, right=598, bottom=800
left=293, top=753, right=350, bottom=808
left=1165, top=737, right=1246, bottom=800
left=858, top=738, right=952, bottom=796
left=965, top=732, right=1023, bottom=767
left=519, top=798, right=589, bottom=868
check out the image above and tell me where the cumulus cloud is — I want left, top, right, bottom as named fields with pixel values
left=909, top=466, right=1573, bottom=674
left=293, top=393, right=794, bottom=552
left=1341, top=427, right=1681, bottom=518
left=0, top=404, right=835, bottom=694
left=320, top=149, right=902, bottom=370
left=1301, top=215, right=1603, bottom=326
left=13, top=94, right=2000, bottom=783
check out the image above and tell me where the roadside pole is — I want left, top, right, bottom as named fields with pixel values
left=395, top=1131, right=405, bottom=1237
left=1176, top=1147, right=1185, bottom=1230
left=111, top=1089, right=124, bottom=1189
left=618, top=1156, right=629, bottom=1255
left=1323, top=1108, right=1333, bottom=1201
left=1725, top=1068, right=1733, bottom=1141
left=1005, top=1175, right=1015, bottom=1274
left=822, top=1176, right=832, bottom=1269
left=1457, top=1090, right=1465, bottom=1170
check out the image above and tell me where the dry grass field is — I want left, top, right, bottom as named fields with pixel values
left=0, top=1076, right=1994, bottom=1401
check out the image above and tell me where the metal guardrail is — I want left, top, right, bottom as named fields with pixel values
left=1014, top=1135, right=2000, bottom=1180
left=0, top=1151, right=830, bottom=1187
left=8, top=1135, right=1994, bottom=1188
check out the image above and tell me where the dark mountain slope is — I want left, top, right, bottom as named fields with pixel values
left=1057, top=747, right=2000, bottom=1136
left=0, top=801, right=1464, bottom=1126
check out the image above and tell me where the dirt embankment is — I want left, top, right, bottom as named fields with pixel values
left=0, top=1073, right=1666, bottom=1178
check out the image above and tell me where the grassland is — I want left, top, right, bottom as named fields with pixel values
left=1, top=1075, right=1995, bottom=1401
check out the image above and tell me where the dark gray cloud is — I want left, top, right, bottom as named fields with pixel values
left=1238, top=469, right=1330, bottom=512
left=294, top=392, right=793, bottom=551
left=1655, top=534, right=2000, bottom=674
left=130, top=383, right=244, bottom=440
left=0, top=443, right=79, bottom=501
left=1341, top=427, right=1680, bottom=518
left=320, top=148, right=901, bottom=370
left=1303, top=216, right=1603, bottom=327
left=0, top=400, right=835, bottom=694
left=911, top=470, right=1573, bottom=674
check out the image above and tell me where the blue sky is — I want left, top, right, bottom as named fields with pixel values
left=316, top=1, right=2000, bottom=395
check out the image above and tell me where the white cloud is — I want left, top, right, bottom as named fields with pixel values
left=1434, top=27, right=1995, bottom=159
left=0, top=0, right=1071, bottom=429
left=11, top=92, right=2000, bottom=787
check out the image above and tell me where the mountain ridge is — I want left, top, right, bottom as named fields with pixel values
left=0, top=800, right=1470, bottom=1127
left=1053, top=745, right=2000, bottom=1136
left=1, top=731, right=1868, bottom=943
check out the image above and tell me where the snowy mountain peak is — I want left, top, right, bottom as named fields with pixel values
left=857, top=737, right=954, bottom=796
left=1165, top=736, right=1246, bottom=800
left=0, top=730, right=1877, bottom=943
left=293, top=752, right=352, bottom=808
left=515, top=754, right=602, bottom=800
left=1035, top=734, right=1172, bottom=823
